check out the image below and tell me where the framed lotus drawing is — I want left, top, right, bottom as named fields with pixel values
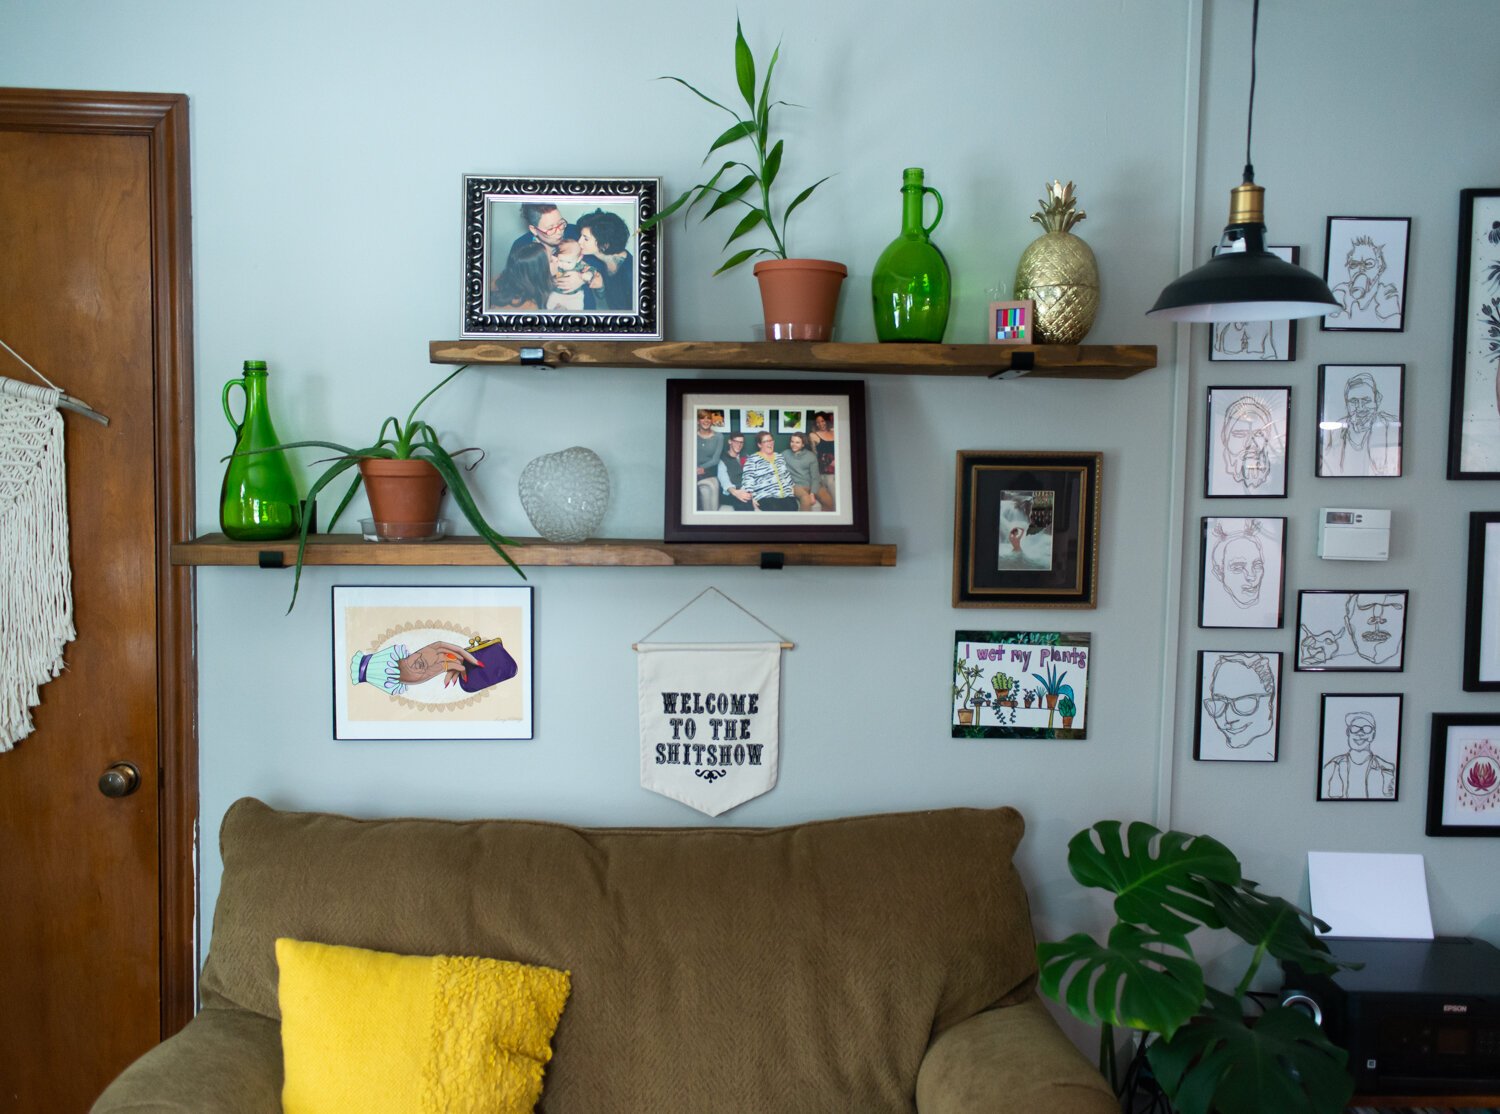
left=1426, top=713, right=1500, bottom=836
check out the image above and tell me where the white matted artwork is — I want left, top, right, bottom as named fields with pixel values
left=1318, top=693, right=1402, bottom=802
left=1194, top=649, right=1281, bottom=762
left=1199, top=517, right=1285, bottom=629
left=1209, top=245, right=1299, bottom=362
left=1205, top=386, right=1289, bottom=498
left=332, top=585, right=534, bottom=740
left=1316, top=364, right=1404, bottom=477
left=1322, top=216, right=1410, bottom=332
left=1295, top=590, right=1407, bottom=673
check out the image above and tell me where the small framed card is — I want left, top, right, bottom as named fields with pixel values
left=987, top=299, right=1036, bottom=345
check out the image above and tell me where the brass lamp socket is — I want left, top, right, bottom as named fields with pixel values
left=1228, top=179, right=1265, bottom=226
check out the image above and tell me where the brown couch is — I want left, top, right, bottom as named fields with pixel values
left=94, top=798, right=1117, bottom=1113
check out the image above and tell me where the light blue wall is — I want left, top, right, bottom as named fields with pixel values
left=4, top=0, right=1497, bottom=1012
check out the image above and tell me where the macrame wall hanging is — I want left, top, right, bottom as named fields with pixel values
left=0, top=338, right=107, bottom=751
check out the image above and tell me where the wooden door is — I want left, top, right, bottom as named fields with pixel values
left=0, top=90, right=196, bottom=1113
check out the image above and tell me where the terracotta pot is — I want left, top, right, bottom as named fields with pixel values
left=1045, top=693, right=1059, bottom=710
left=956, top=709, right=974, bottom=726
left=752, top=258, right=847, bottom=341
left=1062, top=716, right=1075, bottom=728
left=359, top=458, right=446, bottom=538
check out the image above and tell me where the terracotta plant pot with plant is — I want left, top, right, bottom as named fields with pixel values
left=641, top=19, right=843, bottom=341
left=359, top=458, right=447, bottom=537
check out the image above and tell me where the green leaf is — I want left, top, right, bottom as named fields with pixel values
left=703, top=174, right=758, bottom=219
left=640, top=186, right=698, bottom=229
left=657, top=75, right=737, bottom=119
left=1067, top=821, right=1241, bottom=936
left=763, top=140, right=783, bottom=190
left=1206, top=879, right=1342, bottom=976
left=756, top=42, right=780, bottom=131
left=1146, top=1002, right=1353, bottom=1114
left=779, top=174, right=831, bottom=244
left=1036, top=922, right=1204, bottom=1038
left=284, top=455, right=364, bottom=612
left=421, top=443, right=525, bottom=579
left=733, top=19, right=756, bottom=109
left=706, top=119, right=756, bottom=159
left=722, top=206, right=766, bottom=248
left=713, top=246, right=767, bottom=274
left=324, top=473, right=363, bottom=531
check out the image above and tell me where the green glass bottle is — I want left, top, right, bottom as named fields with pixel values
left=871, top=167, right=951, bottom=343
left=219, top=360, right=302, bottom=540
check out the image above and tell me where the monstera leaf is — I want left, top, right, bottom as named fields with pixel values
left=1037, top=922, right=1204, bottom=1039
left=1067, top=821, right=1241, bottom=936
left=1146, top=990, right=1353, bottom=1114
left=1206, top=878, right=1342, bottom=977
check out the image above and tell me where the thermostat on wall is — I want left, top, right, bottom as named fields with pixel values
left=1317, top=508, right=1391, bottom=561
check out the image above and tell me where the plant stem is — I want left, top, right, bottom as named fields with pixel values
left=1233, top=938, right=1270, bottom=1003
left=1099, top=1021, right=1117, bottom=1090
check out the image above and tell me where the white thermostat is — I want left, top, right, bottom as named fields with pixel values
left=1317, top=508, right=1391, bottom=561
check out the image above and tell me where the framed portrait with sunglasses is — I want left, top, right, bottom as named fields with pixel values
left=1194, top=649, right=1281, bottom=762
left=461, top=175, right=662, bottom=340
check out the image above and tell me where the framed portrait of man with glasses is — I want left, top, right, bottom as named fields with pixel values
left=1194, top=649, right=1281, bottom=762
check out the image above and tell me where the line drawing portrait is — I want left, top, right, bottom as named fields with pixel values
left=1319, top=694, right=1401, bottom=801
left=1206, top=387, right=1289, bottom=497
left=996, top=490, right=1055, bottom=571
left=1200, top=517, right=1285, bottom=629
left=1195, top=650, right=1280, bottom=762
left=1317, top=365, right=1403, bottom=477
left=1296, top=590, right=1408, bottom=672
left=1322, top=216, right=1410, bottom=332
left=1210, top=246, right=1298, bottom=362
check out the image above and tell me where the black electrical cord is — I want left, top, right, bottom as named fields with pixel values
left=1244, top=0, right=1260, bottom=182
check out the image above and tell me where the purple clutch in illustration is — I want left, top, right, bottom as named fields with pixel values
left=459, top=636, right=517, bottom=693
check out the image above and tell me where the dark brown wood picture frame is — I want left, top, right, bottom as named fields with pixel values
left=1464, top=511, right=1500, bottom=691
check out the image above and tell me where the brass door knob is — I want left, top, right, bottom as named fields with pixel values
left=98, top=762, right=141, bottom=798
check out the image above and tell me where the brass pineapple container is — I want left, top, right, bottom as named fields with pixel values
left=1014, top=181, right=1100, bottom=344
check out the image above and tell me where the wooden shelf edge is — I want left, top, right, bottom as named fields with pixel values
left=171, top=534, right=898, bottom=569
left=428, top=339, right=1156, bottom=380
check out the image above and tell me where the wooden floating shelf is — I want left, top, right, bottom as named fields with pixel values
left=428, top=339, right=1157, bottom=380
left=171, top=533, right=898, bottom=569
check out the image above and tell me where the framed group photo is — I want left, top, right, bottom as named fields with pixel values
left=1205, top=386, right=1289, bottom=498
left=1426, top=713, right=1500, bottom=836
left=1199, top=516, right=1286, bottom=629
left=1464, top=511, right=1500, bottom=691
left=1315, top=364, right=1404, bottom=478
left=1295, top=589, right=1407, bottom=673
left=461, top=175, right=661, bottom=340
left=1321, top=215, right=1410, bottom=333
left=664, top=379, right=868, bottom=543
left=952, top=450, right=1101, bottom=609
left=1317, top=693, right=1401, bottom=802
left=1194, top=649, right=1281, bottom=763
left=1209, top=245, right=1299, bottom=362
left=1448, top=187, right=1500, bottom=479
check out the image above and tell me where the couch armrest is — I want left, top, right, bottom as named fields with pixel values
left=916, top=994, right=1119, bottom=1114
left=91, top=1006, right=283, bottom=1114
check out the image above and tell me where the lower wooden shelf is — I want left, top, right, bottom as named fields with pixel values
left=170, top=533, right=898, bottom=569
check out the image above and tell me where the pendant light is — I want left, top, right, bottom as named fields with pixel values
left=1147, top=0, right=1337, bottom=322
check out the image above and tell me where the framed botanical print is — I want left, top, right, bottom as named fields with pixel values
left=952, top=450, right=1101, bottom=608
left=1317, top=693, right=1401, bottom=802
left=1205, top=386, right=1289, bottom=498
left=1194, top=649, right=1281, bottom=762
left=1295, top=589, right=1407, bottom=673
left=1199, top=516, right=1285, bottom=629
left=951, top=630, right=1090, bottom=739
left=1208, top=245, right=1299, bottom=362
left=1426, top=713, right=1500, bottom=836
left=1315, top=364, right=1403, bottom=477
left=1464, top=511, right=1500, bottom=691
left=1447, top=188, right=1500, bottom=478
left=1321, top=215, right=1410, bottom=333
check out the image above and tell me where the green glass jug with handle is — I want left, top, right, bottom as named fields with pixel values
left=219, top=360, right=302, bottom=540
left=871, top=167, right=951, bottom=342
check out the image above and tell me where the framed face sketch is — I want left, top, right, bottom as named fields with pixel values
left=1199, top=516, right=1286, bottom=629
left=1194, top=650, right=1281, bottom=762
left=1317, top=693, right=1402, bottom=802
left=1209, top=245, right=1299, bottom=362
left=952, top=450, right=1102, bottom=608
left=1205, top=386, right=1290, bottom=498
left=1321, top=216, right=1410, bottom=333
left=461, top=175, right=661, bottom=340
left=1426, top=713, right=1500, bottom=836
left=1447, top=188, right=1500, bottom=479
left=1295, top=589, right=1408, bottom=672
left=1463, top=511, right=1500, bottom=691
left=1315, top=364, right=1403, bottom=477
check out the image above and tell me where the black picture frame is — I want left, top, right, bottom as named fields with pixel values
left=1447, top=188, right=1500, bottom=479
left=1426, top=713, right=1500, bottom=837
left=1194, top=649, right=1281, bottom=763
left=1320, top=215, right=1411, bottom=333
left=1205, top=386, right=1290, bottom=498
left=1315, top=364, right=1404, bottom=478
left=1316, top=693, right=1402, bottom=802
left=951, top=630, right=1091, bottom=739
left=952, top=450, right=1101, bottom=609
left=1294, top=589, right=1408, bottom=673
left=461, top=175, right=661, bottom=340
left=1208, top=245, right=1299, bottom=362
left=663, top=379, right=869, bottom=544
left=1464, top=511, right=1500, bottom=691
left=1198, top=516, right=1286, bottom=629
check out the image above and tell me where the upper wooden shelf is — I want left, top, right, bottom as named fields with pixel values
left=171, top=533, right=897, bottom=570
left=428, top=339, right=1157, bottom=380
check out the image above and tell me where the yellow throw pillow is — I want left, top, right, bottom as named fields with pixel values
left=275, top=937, right=571, bottom=1114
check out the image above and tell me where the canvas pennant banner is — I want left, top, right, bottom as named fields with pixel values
left=637, top=642, right=781, bottom=817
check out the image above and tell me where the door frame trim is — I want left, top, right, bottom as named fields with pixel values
left=0, top=87, right=199, bottom=1037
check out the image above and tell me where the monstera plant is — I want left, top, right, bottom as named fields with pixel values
left=1036, top=821, right=1356, bottom=1114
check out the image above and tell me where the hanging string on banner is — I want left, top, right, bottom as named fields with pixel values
left=633, top=586, right=795, bottom=650
left=0, top=337, right=110, bottom=425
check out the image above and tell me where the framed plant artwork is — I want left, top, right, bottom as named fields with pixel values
left=1464, top=511, right=1500, bottom=691
left=664, top=379, right=868, bottom=543
left=1426, top=713, right=1500, bottom=836
left=952, top=450, right=1101, bottom=609
left=1315, top=364, right=1403, bottom=477
left=1208, top=245, right=1299, bottom=362
left=1198, top=516, right=1285, bottom=629
left=1321, top=215, right=1410, bottom=333
left=1194, top=649, right=1281, bottom=762
left=1295, top=589, right=1407, bottom=673
left=952, top=630, right=1090, bottom=739
left=1317, top=693, right=1401, bottom=802
left=1205, top=386, right=1289, bottom=498
left=461, top=175, right=661, bottom=340
left=1447, top=188, right=1500, bottom=479
left=331, top=585, right=534, bottom=740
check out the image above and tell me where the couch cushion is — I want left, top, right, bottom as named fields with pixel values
left=201, top=798, right=1038, bottom=1113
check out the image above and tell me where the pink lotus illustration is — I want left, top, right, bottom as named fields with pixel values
left=1466, top=760, right=1497, bottom=794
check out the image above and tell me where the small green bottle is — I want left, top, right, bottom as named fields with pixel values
left=871, top=167, right=951, bottom=343
left=219, top=360, right=302, bottom=540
